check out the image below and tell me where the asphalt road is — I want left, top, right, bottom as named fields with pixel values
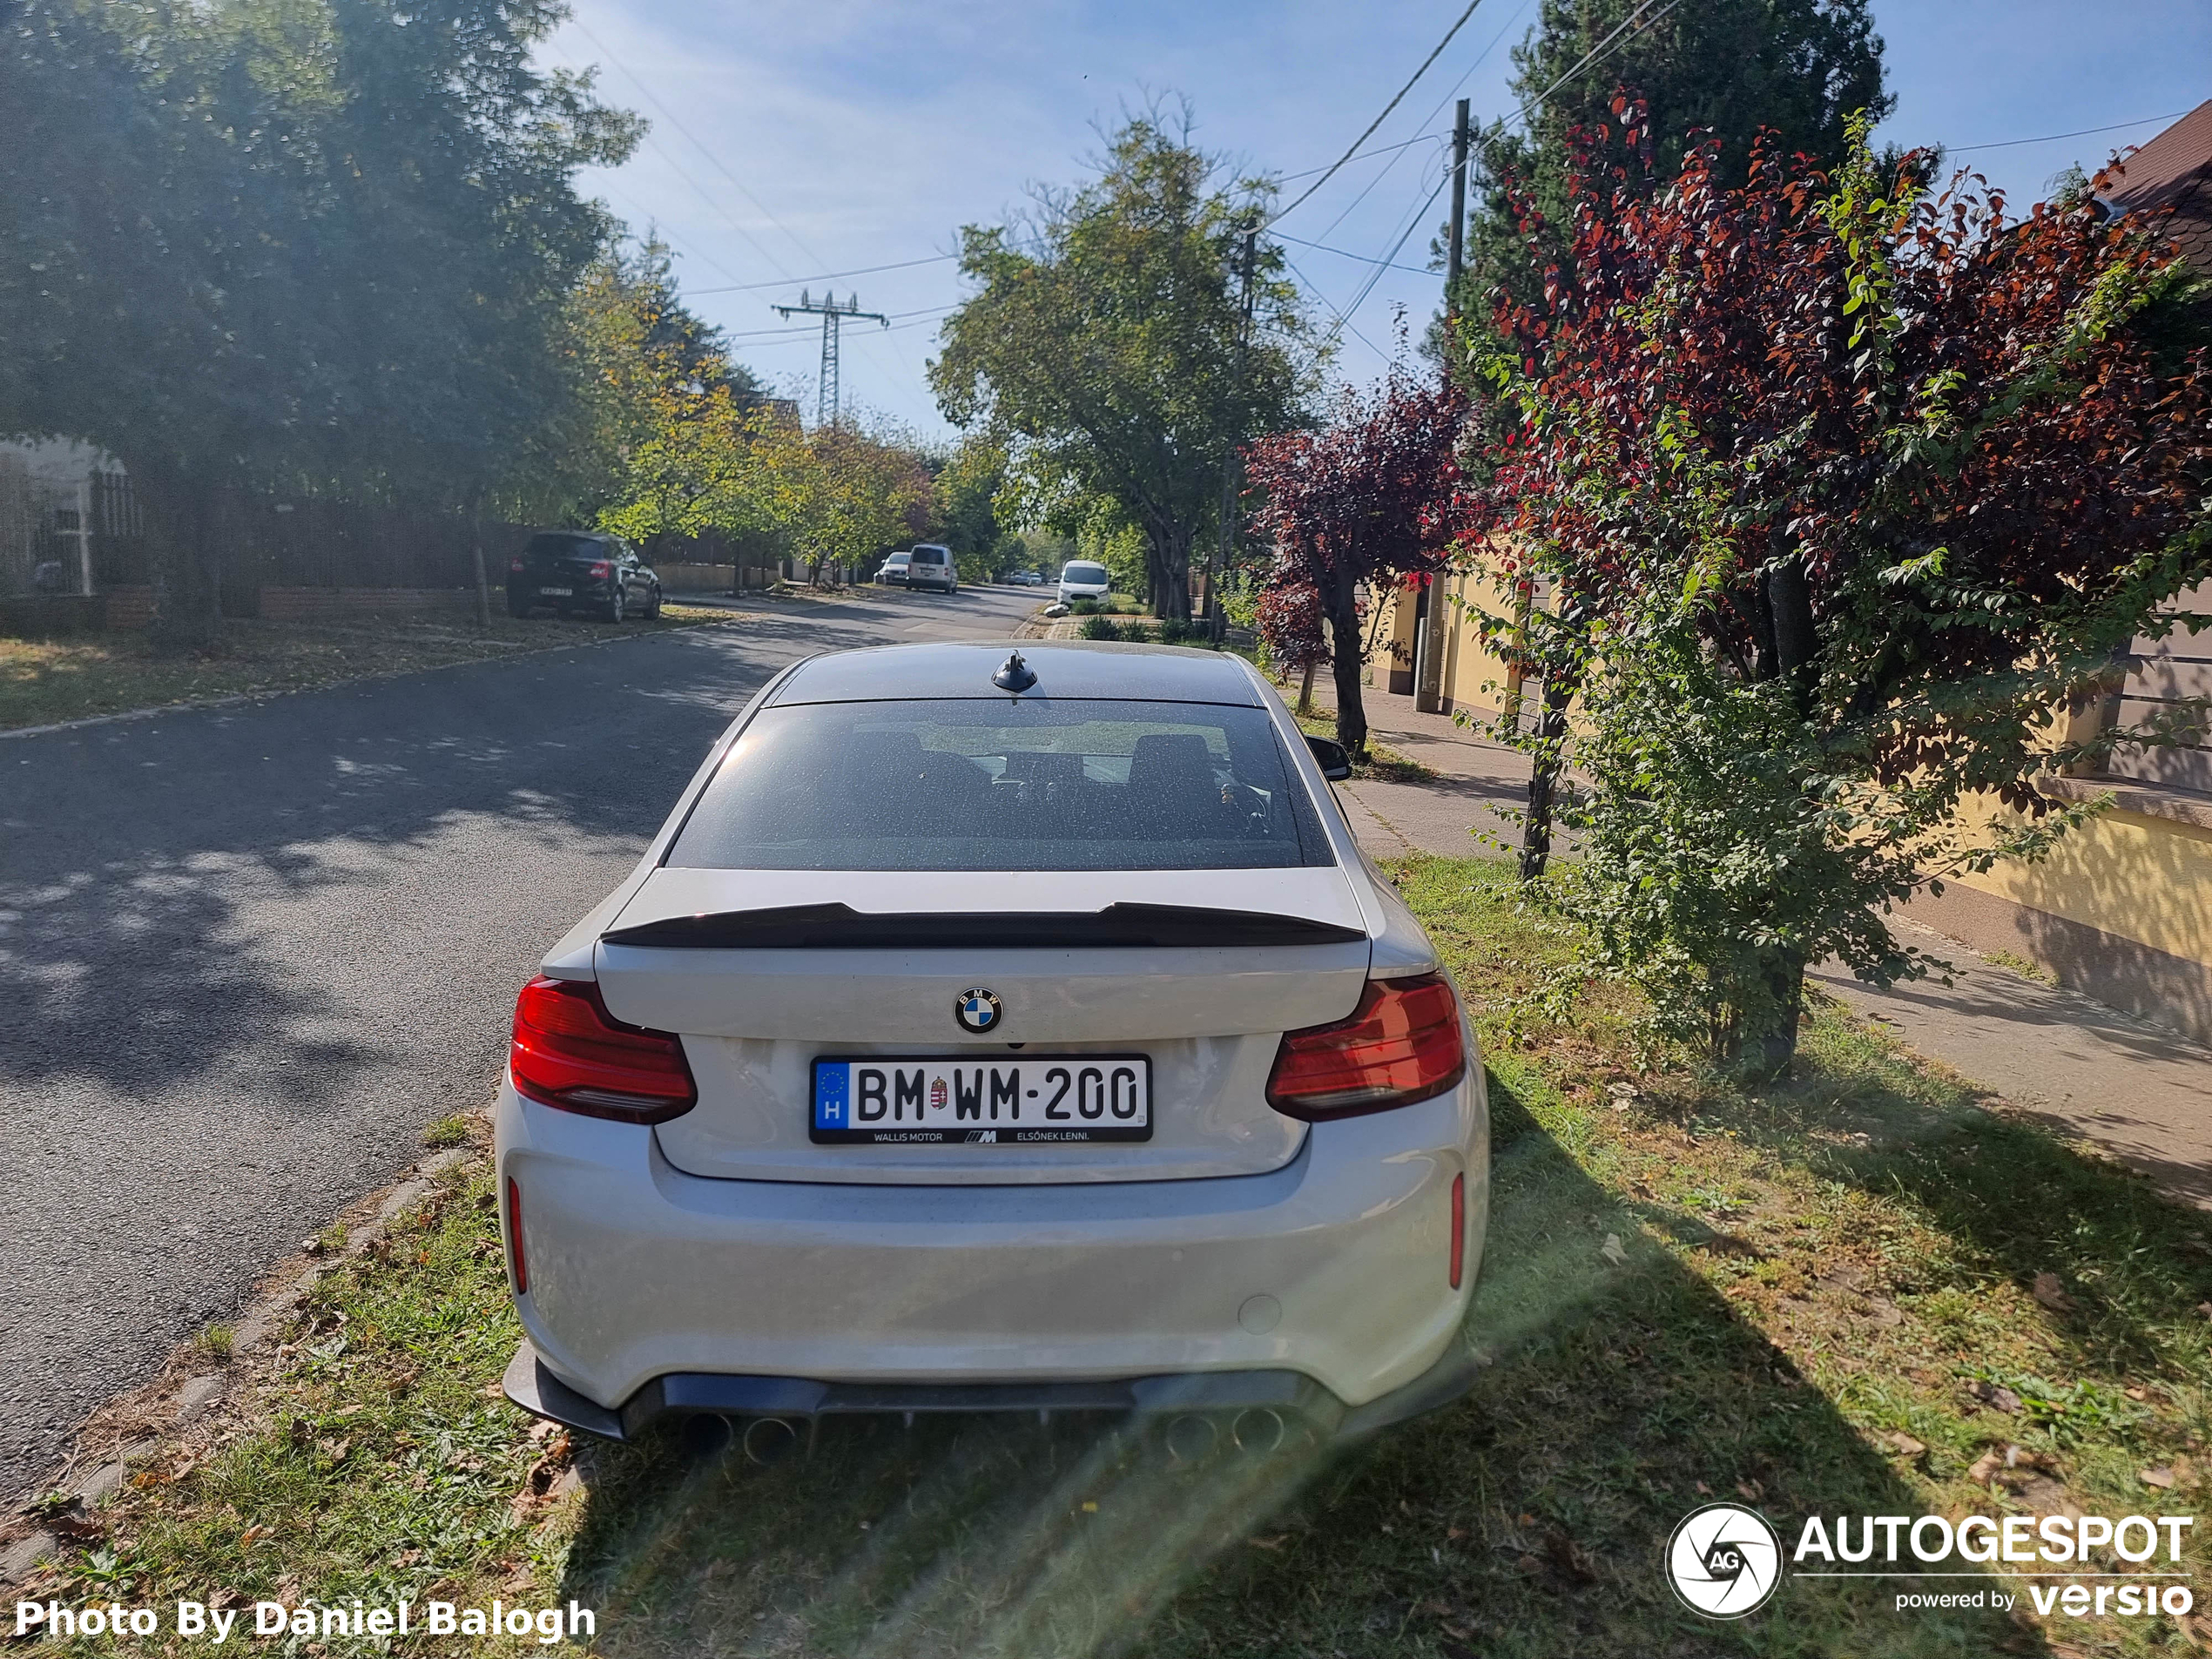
left=0, top=582, right=1039, bottom=1501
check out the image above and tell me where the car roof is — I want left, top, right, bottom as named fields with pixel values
left=766, top=641, right=1264, bottom=707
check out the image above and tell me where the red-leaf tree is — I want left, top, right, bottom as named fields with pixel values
left=1245, top=356, right=1477, bottom=758
left=1460, top=102, right=2211, bottom=1074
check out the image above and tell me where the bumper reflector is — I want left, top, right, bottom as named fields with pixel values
left=1450, top=1171, right=1465, bottom=1290
left=506, top=1176, right=528, bottom=1295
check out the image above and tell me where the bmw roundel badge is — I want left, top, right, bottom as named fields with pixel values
left=955, top=988, right=1002, bottom=1034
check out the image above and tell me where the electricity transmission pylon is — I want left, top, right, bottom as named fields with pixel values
left=772, top=289, right=888, bottom=427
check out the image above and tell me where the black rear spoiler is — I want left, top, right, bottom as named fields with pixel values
left=599, top=901, right=1367, bottom=950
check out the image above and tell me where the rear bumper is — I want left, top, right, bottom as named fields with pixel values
left=503, top=1330, right=1479, bottom=1443
left=496, top=1072, right=1487, bottom=1415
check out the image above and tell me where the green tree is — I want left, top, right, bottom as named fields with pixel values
left=0, top=0, right=637, bottom=647
left=930, top=109, right=1319, bottom=620
left=1457, top=0, right=1890, bottom=325
left=1462, top=115, right=2211, bottom=1076
left=932, top=436, right=1022, bottom=582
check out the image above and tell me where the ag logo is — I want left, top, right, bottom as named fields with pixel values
left=955, top=988, right=1002, bottom=1035
left=1666, top=1502, right=1782, bottom=1618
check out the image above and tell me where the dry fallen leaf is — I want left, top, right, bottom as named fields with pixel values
left=1968, top=1449, right=2006, bottom=1483
left=1880, top=1430, right=1927, bottom=1458
left=1968, top=1380, right=2023, bottom=1413
left=2031, top=1272, right=2075, bottom=1313
left=2142, top=1467, right=2177, bottom=1489
left=1864, top=1298, right=1905, bottom=1327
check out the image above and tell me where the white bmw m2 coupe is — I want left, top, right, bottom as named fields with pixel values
left=497, top=640, right=1488, bottom=1453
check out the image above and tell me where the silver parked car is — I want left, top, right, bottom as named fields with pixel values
left=498, top=642, right=1488, bottom=1451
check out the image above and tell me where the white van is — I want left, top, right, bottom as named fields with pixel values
left=906, top=544, right=957, bottom=594
left=1057, top=560, right=1110, bottom=606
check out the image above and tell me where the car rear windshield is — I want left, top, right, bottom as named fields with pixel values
left=523, top=533, right=606, bottom=563
left=666, top=699, right=1332, bottom=871
left=910, top=548, right=948, bottom=563
left=1062, top=563, right=1108, bottom=583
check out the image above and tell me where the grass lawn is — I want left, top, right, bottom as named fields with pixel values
left=0, top=605, right=732, bottom=732
left=19, top=853, right=2212, bottom=1656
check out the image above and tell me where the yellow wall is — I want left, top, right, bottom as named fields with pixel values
left=1381, top=570, right=1526, bottom=716
left=1953, top=799, right=2212, bottom=969
left=1388, top=566, right=2212, bottom=978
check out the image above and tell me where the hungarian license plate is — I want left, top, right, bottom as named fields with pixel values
left=811, top=1056, right=1152, bottom=1144
left=538, top=585, right=573, bottom=597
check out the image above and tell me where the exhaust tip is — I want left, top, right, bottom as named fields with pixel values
left=1163, top=1413, right=1218, bottom=1464
left=679, top=1413, right=732, bottom=1460
left=742, top=1415, right=801, bottom=1467
left=1231, top=1406, right=1287, bottom=1454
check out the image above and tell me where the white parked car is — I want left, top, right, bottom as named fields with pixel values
left=498, top=642, right=1487, bottom=1453
left=1056, top=559, right=1110, bottom=606
left=906, top=543, right=957, bottom=593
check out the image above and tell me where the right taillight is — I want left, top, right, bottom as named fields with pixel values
left=1265, top=973, right=1467, bottom=1120
left=509, top=974, right=697, bottom=1123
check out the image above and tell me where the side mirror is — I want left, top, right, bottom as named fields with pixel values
left=1305, top=733, right=1352, bottom=781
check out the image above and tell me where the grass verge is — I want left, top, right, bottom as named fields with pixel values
left=17, top=854, right=2212, bottom=1656
left=0, top=605, right=732, bottom=732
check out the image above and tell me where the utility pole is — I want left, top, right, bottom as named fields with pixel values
left=1413, top=98, right=1471, bottom=716
left=1207, top=226, right=1259, bottom=639
left=772, top=289, right=887, bottom=427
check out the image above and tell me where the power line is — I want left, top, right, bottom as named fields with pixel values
left=1275, top=232, right=1437, bottom=276
left=563, top=20, right=943, bottom=409
left=1282, top=257, right=1392, bottom=365
left=1296, top=0, right=1680, bottom=346
left=1270, top=0, right=1488, bottom=226
left=1947, top=111, right=2187, bottom=154
left=687, top=254, right=959, bottom=295
left=1502, top=0, right=1680, bottom=138
left=568, top=18, right=824, bottom=279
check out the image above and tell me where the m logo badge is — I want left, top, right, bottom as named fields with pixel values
left=955, top=988, right=1002, bottom=1034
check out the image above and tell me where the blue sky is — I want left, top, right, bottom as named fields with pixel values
left=540, top=1, right=2212, bottom=442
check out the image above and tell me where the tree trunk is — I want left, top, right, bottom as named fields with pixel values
left=1297, top=659, right=1317, bottom=715
left=1147, top=521, right=1193, bottom=622
left=141, top=464, right=222, bottom=656
left=1519, top=677, right=1572, bottom=880
left=1723, top=946, right=1807, bottom=1079
left=1327, top=581, right=1367, bottom=759
left=470, top=513, right=492, bottom=632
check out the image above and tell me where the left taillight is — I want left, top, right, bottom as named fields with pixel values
left=1265, top=973, right=1467, bottom=1120
left=588, top=559, right=611, bottom=579
left=509, top=974, right=697, bottom=1123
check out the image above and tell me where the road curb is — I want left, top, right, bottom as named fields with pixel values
left=1, top=1135, right=484, bottom=1595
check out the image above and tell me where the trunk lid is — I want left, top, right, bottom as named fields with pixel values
left=591, top=867, right=1372, bottom=1184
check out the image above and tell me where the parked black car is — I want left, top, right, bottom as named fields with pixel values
left=507, top=531, right=663, bottom=621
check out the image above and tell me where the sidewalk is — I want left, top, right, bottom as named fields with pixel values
left=1314, top=682, right=1536, bottom=860
left=1305, top=679, right=2212, bottom=1209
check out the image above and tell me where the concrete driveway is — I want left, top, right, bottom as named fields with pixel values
left=0, top=583, right=1036, bottom=1500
